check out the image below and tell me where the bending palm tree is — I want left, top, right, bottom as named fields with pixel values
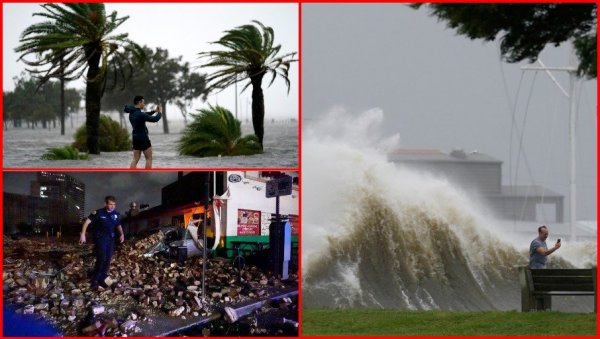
left=15, top=3, right=144, bottom=154
left=199, top=20, right=297, bottom=149
left=178, top=105, right=261, bottom=157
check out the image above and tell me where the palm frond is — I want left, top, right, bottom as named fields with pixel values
left=198, top=20, right=296, bottom=94
left=41, top=145, right=89, bottom=160
left=178, top=105, right=262, bottom=157
left=15, top=3, right=143, bottom=87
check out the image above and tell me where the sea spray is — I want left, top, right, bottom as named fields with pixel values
left=303, top=108, right=593, bottom=311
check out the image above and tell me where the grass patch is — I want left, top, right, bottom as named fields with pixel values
left=302, top=309, right=597, bottom=336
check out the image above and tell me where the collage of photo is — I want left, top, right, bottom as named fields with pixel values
left=2, top=2, right=598, bottom=337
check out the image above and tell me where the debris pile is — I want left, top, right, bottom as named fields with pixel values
left=3, top=234, right=298, bottom=336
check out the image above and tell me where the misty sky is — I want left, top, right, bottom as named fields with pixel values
left=3, top=171, right=182, bottom=214
left=303, top=4, right=597, bottom=220
left=3, top=3, right=298, bottom=120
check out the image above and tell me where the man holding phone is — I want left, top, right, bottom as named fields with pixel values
left=124, top=95, right=162, bottom=169
left=529, top=225, right=561, bottom=269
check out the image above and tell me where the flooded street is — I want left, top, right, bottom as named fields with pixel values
left=3, top=120, right=298, bottom=169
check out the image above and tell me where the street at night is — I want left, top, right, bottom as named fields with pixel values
left=3, top=171, right=299, bottom=336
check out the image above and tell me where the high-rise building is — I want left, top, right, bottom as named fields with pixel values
left=30, top=172, right=86, bottom=224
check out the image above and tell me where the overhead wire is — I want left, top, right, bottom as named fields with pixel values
left=499, top=53, right=546, bottom=225
left=502, top=61, right=525, bottom=223
left=516, top=71, right=539, bottom=222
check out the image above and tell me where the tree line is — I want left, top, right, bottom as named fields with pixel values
left=101, top=46, right=208, bottom=133
left=3, top=75, right=80, bottom=130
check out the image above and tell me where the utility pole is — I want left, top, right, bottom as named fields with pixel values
left=521, top=60, right=580, bottom=242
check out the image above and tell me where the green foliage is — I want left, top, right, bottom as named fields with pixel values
left=414, top=4, right=596, bottom=78
left=178, top=105, right=262, bottom=157
left=199, top=20, right=297, bottom=93
left=573, top=33, right=596, bottom=78
left=15, top=3, right=144, bottom=84
left=303, top=309, right=597, bottom=336
left=102, top=46, right=208, bottom=133
left=199, top=20, right=297, bottom=147
left=3, top=74, right=80, bottom=125
left=15, top=3, right=145, bottom=153
left=41, top=145, right=89, bottom=160
left=72, top=115, right=131, bottom=152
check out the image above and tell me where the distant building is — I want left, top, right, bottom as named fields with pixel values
left=388, top=149, right=564, bottom=223
left=3, top=172, right=87, bottom=235
left=3, top=192, right=64, bottom=235
left=30, top=172, right=86, bottom=224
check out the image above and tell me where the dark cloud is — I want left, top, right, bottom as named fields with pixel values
left=3, top=172, right=185, bottom=213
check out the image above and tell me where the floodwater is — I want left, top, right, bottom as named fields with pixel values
left=3, top=119, right=298, bottom=169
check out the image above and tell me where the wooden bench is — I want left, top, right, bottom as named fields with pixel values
left=519, top=267, right=597, bottom=312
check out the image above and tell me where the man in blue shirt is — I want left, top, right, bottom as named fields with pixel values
left=79, top=195, right=124, bottom=290
left=124, top=95, right=162, bottom=169
left=529, top=225, right=561, bottom=269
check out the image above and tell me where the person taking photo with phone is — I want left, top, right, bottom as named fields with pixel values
left=529, top=225, right=561, bottom=269
left=124, top=95, right=162, bottom=169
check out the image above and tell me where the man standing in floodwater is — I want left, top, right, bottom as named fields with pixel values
left=529, top=225, right=561, bottom=269
left=124, top=95, right=162, bottom=169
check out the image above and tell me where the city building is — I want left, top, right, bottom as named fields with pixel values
left=30, top=172, right=86, bottom=224
left=4, top=192, right=64, bottom=235
left=388, top=148, right=595, bottom=242
left=388, top=148, right=564, bottom=222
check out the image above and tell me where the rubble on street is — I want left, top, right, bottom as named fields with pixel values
left=3, top=234, right=298, bottom=336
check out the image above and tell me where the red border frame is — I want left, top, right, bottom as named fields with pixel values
left=0, top=1, right=302, bottom=337
left=1, top=1, right=599, bottom=338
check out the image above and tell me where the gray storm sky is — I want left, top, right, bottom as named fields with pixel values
left=3, top=3, right=298, bottom=120
left=3, top=171, right=182, bottom=214
left=303, top=4, right=597, bottom=220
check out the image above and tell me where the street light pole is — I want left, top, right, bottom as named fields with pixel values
left=568, top=71, right=580, bottom=243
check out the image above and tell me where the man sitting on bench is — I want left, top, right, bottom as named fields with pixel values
left=529, top=225, right=561, bottom=269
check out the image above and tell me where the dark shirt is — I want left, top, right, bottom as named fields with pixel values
left=529, top=237, right=548, bottom=269
left=88, top=208, right=121, bottom=239
left=124, top=105, right=162, bottom=138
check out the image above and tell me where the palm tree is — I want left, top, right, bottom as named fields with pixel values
left=178, top=105, right=261, bottom=157
left=15, top=3, right=144, bottom=154
left=198, top=20, right=297, bottom=149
